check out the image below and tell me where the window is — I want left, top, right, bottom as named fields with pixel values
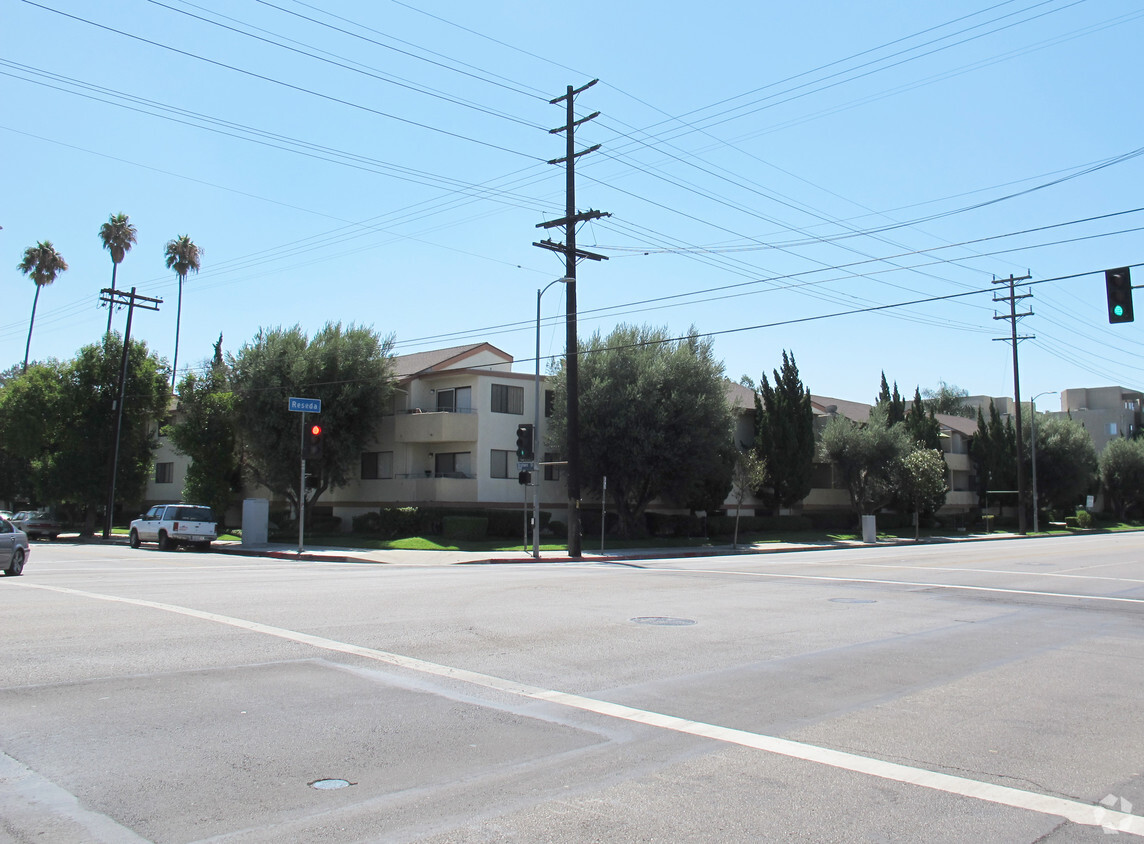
left=491, top=383, right=524, bottom=414
left=543, top=452, right=562, bottom=482
left=155, top=462, right=174, bottom=484
left=1109, top=422, right=1119, bottom=436
left=491, top=449, right=510, bottom=479
left=434, top=452, right=472, bottom=478
left=361, top=451, right=394, bottom=480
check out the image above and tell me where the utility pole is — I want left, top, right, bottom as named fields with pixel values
left=534, top=80, right=610, bottom=558
left=992, top=274, right=1033, bottom=536
left=100, top=286, right=162, bottom=539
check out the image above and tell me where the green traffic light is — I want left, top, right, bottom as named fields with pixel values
left=1114, top=305, right=1125, bottom=317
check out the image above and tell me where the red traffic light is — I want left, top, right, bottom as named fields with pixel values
left=310, top=424, right=322, bottom=436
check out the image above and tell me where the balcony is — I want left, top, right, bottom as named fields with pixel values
left=944, top=452, right=971, bottom=472
left=394, top=409, right=478, bottom=444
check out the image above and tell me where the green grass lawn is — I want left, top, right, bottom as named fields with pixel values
left=105, top=520, right=1141, bottom=554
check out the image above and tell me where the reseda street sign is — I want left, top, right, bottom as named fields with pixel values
left=288, top=397, right=321, bottom=413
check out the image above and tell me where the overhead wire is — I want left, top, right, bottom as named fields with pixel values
left=18, top=0, right=546, bottom=161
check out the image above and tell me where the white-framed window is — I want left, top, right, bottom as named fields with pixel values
left=490, top=449, right=510, bottom=479
left=361, top=451, right=393, bottom=480
left=155, top=462, right=174, bottom=484
left=491, top=383, right=524, bottom=414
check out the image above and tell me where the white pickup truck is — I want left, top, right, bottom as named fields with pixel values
left=129, top=504, right=217, bottom=551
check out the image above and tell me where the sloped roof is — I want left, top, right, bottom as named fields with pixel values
left=811, top=395, right=872, bottom=422
left=724, top=380, right=756, bottom=411
left=392, top=343, right=511, bottom=379
left=936, top=412, right=979, bottom=436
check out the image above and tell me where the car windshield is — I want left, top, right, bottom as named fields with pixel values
left=174, top=507, right=214, bottom=521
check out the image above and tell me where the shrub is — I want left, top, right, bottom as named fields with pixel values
left=352, top=511, right=382, bottom=533
left=1074, top=509, right=1093, bottom=529
left=442, top=516, right=488, bottom=540
left=547, top=520, right=565, bottom=536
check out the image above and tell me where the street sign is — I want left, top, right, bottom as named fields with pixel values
left=517, top=461, right=535, bottom=473
left=288, top=397, right=321, bottom=413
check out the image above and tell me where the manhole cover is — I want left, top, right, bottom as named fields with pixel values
left=309, top=779, right=352, bottom=790
left=829, top=598, right=877, bottom=604
left=631, top=616, right=696, bottom=626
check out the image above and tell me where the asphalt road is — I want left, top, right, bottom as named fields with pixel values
left=3, top=534, right=1143, bottom=843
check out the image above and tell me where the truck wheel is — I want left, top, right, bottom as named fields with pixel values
left=158, top=531, right=172, bottom=552
left=129, top=529, right=141, bottom=549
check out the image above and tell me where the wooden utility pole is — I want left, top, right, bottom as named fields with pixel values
left=992, top=274, right=1033, bottom=536
left=100, top=286, right=162, bottom=539
left=534, top=80, right=610, bottom=558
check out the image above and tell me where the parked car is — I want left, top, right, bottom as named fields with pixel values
left=1, top=517, right=29, bottom=576
left=129, top=504, right=217, bottom=551
left=11, top=510, right=61, bottom=540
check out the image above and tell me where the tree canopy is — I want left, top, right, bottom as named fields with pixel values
left=0, top=335, right=169, bottom=530
left=754, top=350, right=814, bottom=510
left=819, top=404, right=913, bottom=516
left=547, top=325, right=733, bottom=537
left=229, top=323, right=395, bottom=517
left=169, top=336, right=240, bottom=522
left=1100, top=437, right=1144, bottom=520
left=1028, top=414, right=1096, bottom=513
left=896, top=448, right=949, bottom=537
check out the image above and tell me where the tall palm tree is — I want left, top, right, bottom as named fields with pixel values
left=163, top=234, right=202, bottom=390
left=98, top=212, right=138, bottom=336
left=17, top=241, right=68, bottom=372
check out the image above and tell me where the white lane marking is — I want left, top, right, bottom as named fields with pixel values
left=0, top=751, right=152, bottom=843
left=646, top=566, right=1144, bottom=605
left=14, top=582, right=1144, bottom=836
left=828, top=563, right=1144, bottom=586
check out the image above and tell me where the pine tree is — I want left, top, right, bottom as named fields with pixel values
left=754, top=350, right=815, bottom=510
left=905, top=387, right=941, bottom=450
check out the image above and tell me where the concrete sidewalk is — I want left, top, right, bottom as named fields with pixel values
left=210, top=530, right=1027, bottom=567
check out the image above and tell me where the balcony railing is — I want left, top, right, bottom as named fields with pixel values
left=395, top=408, right=479, bottom=443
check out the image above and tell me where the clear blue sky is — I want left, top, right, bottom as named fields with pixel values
left=4, top=0, right=1143, bottom=408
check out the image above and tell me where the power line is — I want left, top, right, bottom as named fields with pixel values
left=18, top=0, right=545, bottom=161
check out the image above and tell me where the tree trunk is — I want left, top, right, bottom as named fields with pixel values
left=24, top=285, right=41, bottom=371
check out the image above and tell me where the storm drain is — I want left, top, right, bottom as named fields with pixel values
left=631, top=616, right=697, bottom=626
left=309, top=779, right=353, bottom=790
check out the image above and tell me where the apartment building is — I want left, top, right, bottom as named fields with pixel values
left=146, top=345, right=984, bottom=526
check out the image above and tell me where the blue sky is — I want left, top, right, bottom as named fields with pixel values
left=3, top=0, right=1143, bottom=409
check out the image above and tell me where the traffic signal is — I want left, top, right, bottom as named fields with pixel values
left=518, top=470, right=531, bottom=485
left=1105, top=267, right=1134, bottom=324
left=303, top=423, right=323, bottom=459
left=515, top=423, right=534, bottom=460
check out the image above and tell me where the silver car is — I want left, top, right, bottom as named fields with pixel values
left=1, top=517, right=30, bottom=576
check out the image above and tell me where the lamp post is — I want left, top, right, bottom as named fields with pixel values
left=535, top=278, right=572, bottom=558
left=1030, top=390, right=1057, bottom=533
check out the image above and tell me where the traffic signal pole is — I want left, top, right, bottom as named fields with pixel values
left=299, top=412, right=307, bottom=553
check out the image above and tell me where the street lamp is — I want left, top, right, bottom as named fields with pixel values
left=534, top=278, right=572, bottom=558
left=1030, top=390, right=1058, bottom=533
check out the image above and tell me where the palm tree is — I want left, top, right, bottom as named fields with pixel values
left=17, top=241, right=69, bottom=372
left=98, top=212, right=138, bottom=336
left=163, top=234, right=202, bottom=390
